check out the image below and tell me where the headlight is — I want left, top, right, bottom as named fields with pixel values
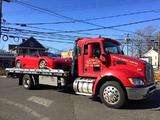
left=129, top=78, right=144, bottom=86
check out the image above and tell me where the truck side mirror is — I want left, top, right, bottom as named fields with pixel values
left=88, top=44, right=93, bottom=58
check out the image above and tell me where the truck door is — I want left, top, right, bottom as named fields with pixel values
left=83, top=43, right=102, bottom=77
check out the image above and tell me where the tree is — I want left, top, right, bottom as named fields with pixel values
left=129, top=25, right=157, bottom=57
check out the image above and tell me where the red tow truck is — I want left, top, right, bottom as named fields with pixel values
left=6, top=37, right=156, bottom=108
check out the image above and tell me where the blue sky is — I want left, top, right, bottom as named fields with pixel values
left=1, top=0, right=160, bottom=52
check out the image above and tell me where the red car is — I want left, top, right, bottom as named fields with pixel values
left=15, top=52, right=72, bottom=70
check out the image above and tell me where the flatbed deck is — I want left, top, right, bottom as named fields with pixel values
left=5, top=68, right=68, bottom=77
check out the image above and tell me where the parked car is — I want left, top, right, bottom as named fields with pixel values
left=15, top=52, right=72, bottom=70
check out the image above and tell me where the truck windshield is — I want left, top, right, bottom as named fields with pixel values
left=103, top=41, right=122, bottom=54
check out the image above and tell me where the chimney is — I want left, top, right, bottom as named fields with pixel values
left=22, top=39, right=26, bottom=43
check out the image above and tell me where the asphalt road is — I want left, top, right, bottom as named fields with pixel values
left=0, top=77, right=160, bottom=120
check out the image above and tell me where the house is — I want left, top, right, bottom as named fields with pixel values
left=0, top=50, right=15, bottom=68
left=9, top=37, right=47, bottom=55
left=144, top=48, right=159, bottom=69
left=61, top=50, right=73, bottom=58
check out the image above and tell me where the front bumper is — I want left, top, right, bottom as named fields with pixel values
left=126, top=84, right=156, bottom=100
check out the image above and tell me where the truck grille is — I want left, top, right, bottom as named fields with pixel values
left=146, top=63, right=154, bottom=82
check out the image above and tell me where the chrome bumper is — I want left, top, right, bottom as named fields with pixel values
left=126, top=84, right=156, bottom=100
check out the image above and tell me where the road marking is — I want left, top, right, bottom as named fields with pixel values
left=0, top=111, right=21, bottom=120
left=0, top=98, right=50, bottom=120
left=27, top=96, right=53, bottom=107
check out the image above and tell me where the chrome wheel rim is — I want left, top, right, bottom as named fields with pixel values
left=103, top=86, right=120, bottom=105
left=39, top=60, right=46, bottom=68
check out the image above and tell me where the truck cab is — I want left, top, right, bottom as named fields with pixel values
left=76, top=37, right=123, bottom=77
left=72, top=37, right=156, bottom=108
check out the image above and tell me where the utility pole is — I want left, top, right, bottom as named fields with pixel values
left=125, top=33, right=130, bottom=56
left=0, top=0, right=2, bottom=39
left=158, top=32, right=160, bottom=69
left=0, top=0, right=10, bottom=39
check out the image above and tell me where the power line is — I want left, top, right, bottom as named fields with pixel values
left=14, top=0, right=133, bottom=34
left=14, top=0, right=160, bottom=37
left=1, top=33, right=74, bottom=44
left=11, top=2, right=160, bottom=25
left=4, top=16, right=160, bottom=38
left=2, top=31, right=75, bottom=41
left=6, top=18, right=159, bottom=37
left=1, top=26, right=125, bottom=45
left=38, top=17, right=160, bottom=33
left=15, top=0, right=78, bottom=20
left=2, top=26, right=79, bottom=39
left=5, top=0, right=160, bottom=40
left=1, top=26, right=77, bottom=44
left=2, top=31, right=156, bottom=46
left=4, top=22, right=121, bottom=37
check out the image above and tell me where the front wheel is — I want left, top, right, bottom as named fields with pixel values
left=100, top=81, right=126, bottom=108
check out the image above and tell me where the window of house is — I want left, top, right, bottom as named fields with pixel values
left=155, top=56, right=157, bottom=60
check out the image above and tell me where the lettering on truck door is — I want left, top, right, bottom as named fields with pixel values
left=83, top=43, right=101, bottom=77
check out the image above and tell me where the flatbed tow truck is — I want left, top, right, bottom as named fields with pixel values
left=5, top=37, right=156, bottom=108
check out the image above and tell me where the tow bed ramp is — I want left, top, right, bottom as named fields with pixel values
left=5, top=68, right=67, bottom=77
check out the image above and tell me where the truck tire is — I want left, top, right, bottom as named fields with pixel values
left=100, top=81, right=126, bottom=108
left=22, top=75, right=34, bottom=90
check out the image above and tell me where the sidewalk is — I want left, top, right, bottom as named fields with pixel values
left=0, top=76, right=7, bottom=78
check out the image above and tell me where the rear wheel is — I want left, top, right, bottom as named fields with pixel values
left=15, top=60, right=21, bottom=68
left=22, top=75, right=34, bottom=90
left=100, top=81, right=126, bottom=108
left=39, top=60, right=47, bottom=69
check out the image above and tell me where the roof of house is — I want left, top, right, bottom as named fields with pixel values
left=144, top=47, right=158, bottom=56
left=9, top=37, right=46, bottom=50
left=19, top=37, right=45, bottom=49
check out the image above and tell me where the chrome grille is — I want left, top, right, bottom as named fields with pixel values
left=146, top=63, right=154, bottom=82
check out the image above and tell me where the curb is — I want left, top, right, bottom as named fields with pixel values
left=0, top=76, right=7, bottom=78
